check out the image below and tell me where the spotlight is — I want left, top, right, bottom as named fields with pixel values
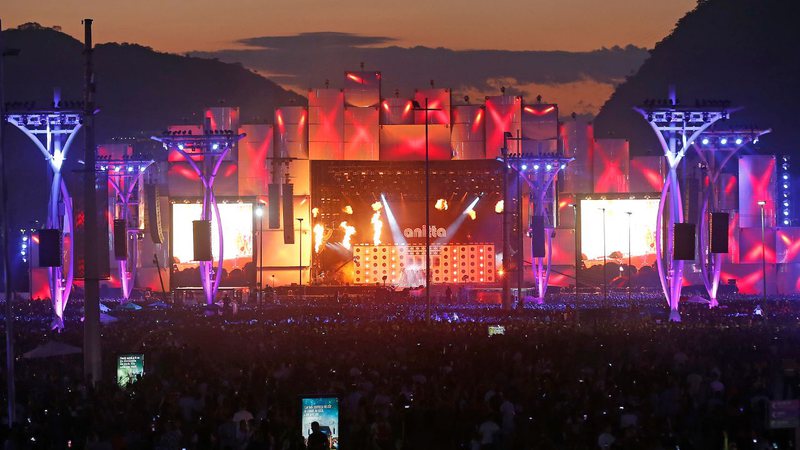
left=785, top=219, right=791, bottom=225
left=545, top=164, right=552, bottom=171
left=735, top=138, right=743, bottom=145
left=533, top=164, right=540, bottom=171
left=784, top=210, right=790, bottom=216
left=127, top=166, right=134, bottom=172
left=521, top=164, right=527, bottom=170
left=784, top=201, right=790, bottom=207
left=701, top=138, right=709, bottom=145
left=560, top=164, right=566, bottom=170
left=784, top=174, right=790, bottom=180
left=212, top=143, right=220, bottom=150
left=720, top=138, right=728, bottom=145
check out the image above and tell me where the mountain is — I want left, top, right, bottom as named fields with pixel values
left=594, top=0, right=800, bottom=155
left=1, top=24, right=304, bottom=232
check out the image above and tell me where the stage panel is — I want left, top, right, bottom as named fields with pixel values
left=344, top=106, right=379, bottom=160
left=720, top=262, right=777, bottom=295
left=451, top=105, right=485, bottom=160
left=381, top=98, right=414, bottom=125
left=546, top=228, right=576, bottom=266
left=484, top=95, right=521, bottom=160
left=379, top=124, right=451, bottom=160
left=739, top=155, right=776, bottom=228
left=344, top=71, right=380, bottom=108
left=629, top=156, right=665, bottom=193
left=593, top=138, right=630, bottom=193
left=738, top=227, right=776, bottom=264
left=238, top=124, right=272, bottom=196
left=579, top=198, right=659, bottom=269
left=561, top=118, right=593, bottom=193
left=776, top=227, right=800, bottom=263
left=274, top=106, right=309, bottom=159
left=309, top=88, right=345, bottom=160
left=521, top=103, right=558, bottom=141
left=414, top=88, right=451, bottom=125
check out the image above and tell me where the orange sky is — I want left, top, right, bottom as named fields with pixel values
left=4, top=0, right=695, bottom=53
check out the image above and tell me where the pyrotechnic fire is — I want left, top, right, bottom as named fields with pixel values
left=466, top=209, right=477, bottom=220
left=371, top=202, right=383, bottom=245
left=343, top=205, right=353, bottom=215
left=313, top=223, right=324, bottom=253
left=311, top=207, right=319, bottom=218
left=435, top=199, right=449, bottom=210
left=495, top=200, right=504, bottom=214
left=340, top=221, right=356, bottom=250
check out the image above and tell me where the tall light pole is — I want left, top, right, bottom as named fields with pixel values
left=297, top=217, right=304, bottom=291
left=758, top=200, right=767, bottom=302
left=569, top=204, right=578, bottom=302
left=255, top=206, right=263, bottom=305
left=626, top=211, right=632, bottom=303
left=411, top=99, right=440, bottom=324
left=601, top=207, right=607, bottom=304
left=0, top=17, right=19, bottom=426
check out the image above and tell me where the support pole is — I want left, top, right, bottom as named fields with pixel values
left=0, top=16, right=18, bottom=426
left=424, top=98, right=430, bottom=324
left=501, top=146, right=510, bottom=310
left=82, top=18, right=102, bottom=383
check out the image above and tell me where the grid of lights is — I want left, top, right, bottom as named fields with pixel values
left=780, top=155, right=792, bottom=226
left=353, top=243, right=496, bottom=285
left=698, top=136, right=756, bottom=146
left=503, top=153, right=572, bottom=173
left=153, top=130, right=243, bottom=154
left=95, top=155, right=154, bottom=174
left=5, top=112, right=82, bottom=131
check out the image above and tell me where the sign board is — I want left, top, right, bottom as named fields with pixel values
left=116, top=354, right=145, bottom=387
left=769, top=400, right=800, bottom=429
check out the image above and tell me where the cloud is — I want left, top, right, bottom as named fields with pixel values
left=239, top=32, right=395, bottom=50
left=193, top=32, right=648, bottom=115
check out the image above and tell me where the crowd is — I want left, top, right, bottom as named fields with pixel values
left=1, top=292, right=799, bottom=449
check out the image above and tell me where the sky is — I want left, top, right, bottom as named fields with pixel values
left=3, top=0, right=696, bottom=114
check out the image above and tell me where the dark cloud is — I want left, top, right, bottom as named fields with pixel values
left=239, top=32, right=395, bottom=50
left=193, top=32, right=649, bottom=114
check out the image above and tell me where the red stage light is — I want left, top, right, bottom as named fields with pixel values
left=346, top=73, right=363, bottom=84
left=523, top=105, right=555, bottom=115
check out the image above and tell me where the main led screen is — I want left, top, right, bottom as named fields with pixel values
left=579, top=198, right=659, bottom=268
left=171, top=203, right=253, bottom=285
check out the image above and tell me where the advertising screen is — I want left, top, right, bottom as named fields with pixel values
left=579, top=198, right=659, bottom=268
left=171, top=202, right=254, bottom=287
left=117, top=354, right=144, bottom=387
left=301, top=397, right=339, bottom=448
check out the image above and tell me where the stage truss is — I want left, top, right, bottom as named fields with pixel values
left=503, top=151, right=573, bottom=304
left=635, top=96, right=732, bottom=321
left=96, top=153, right=155, bottom=301
left=152, top=129, right=245, bottom=304
left=5, top=98, right=82, bottom=330
left=692, top=129, right=770, bottom=307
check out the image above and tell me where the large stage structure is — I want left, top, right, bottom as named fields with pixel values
left=502, top=148, right=573, bottom=304
left=96, top=146, right=154, bottom=301
left=152, top=127, right=245, bottom=305
left=5, top=94, right=83, bottom=329
left=635, top=96, right=731, bottom=321
left=692, top=129, right=770, bottom=307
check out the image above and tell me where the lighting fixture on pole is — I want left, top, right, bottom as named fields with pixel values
left=757, top=200, right=767, bottom=302
left=626, top=211, right=632, bottom=303
left=297, top=217, right=304, bottom=291
left=601, top=207, right=607, bottom=304
left=411, top=99, right=441, bottom=324
left=255, top=206, right=264, bottom=305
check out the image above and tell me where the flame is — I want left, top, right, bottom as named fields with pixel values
left=370, top=202, right=383, bottom=245
left=495, top=200, right=504, bottom=214
left=343, top=205, right=353, bottom=215
left=313, top=223, right=324, bottom=253
left=311, top=207, right=319, bottom=218
left=435, top=199, right=448, bottom=211
left=340, top=221, right=356, bottom=250
left=466, top=209, right=477, bottom=220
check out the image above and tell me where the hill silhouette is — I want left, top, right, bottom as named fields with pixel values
left=594, top=0, right=800, bottom=155
left=1, top=24, right=303, bottom=234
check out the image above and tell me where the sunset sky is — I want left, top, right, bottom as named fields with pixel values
left=5, top=0, right=694, bottom=53
left=3, top=0, right=697, bottom=114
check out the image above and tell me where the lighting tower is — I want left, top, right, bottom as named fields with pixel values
left=4, top=93, right=83, bottom=330
left=151, top=127, right=245, bottom=304
left=692, top=128, right=770, bottom=307
left=501, top=151, right=573, bottom=305
left=635, top=94, right=731, bottom=321
left=96, top=150, right=155, bottom=301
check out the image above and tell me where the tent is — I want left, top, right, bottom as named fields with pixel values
left=118, top=302, right=143, bottom=311
left=23, top=341, right=82, bottom=359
